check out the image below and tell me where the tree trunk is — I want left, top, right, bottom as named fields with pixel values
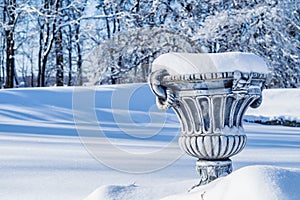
left=37, top=24, right=43, bottom=87
left=55, top=28, right=64, bottom=86
left=1, top=3, right=6, bottom=86
left=75, top=23, right=83, bottom=86
left=67, top=25, right=72, bottom=86
left=41, top=56, right=47, bottom=87
left=103, top=6, right=111, bottom=39
left=4, top=0, right=16, bottom=88
left=39, top=0, right=55, bottom=87
left=31, top=51, right=34, bottom=87
left=5, top=30, right=15, bottom=88
left=55, top=0, right=63, bottom=86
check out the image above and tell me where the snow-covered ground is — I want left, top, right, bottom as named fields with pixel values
left=245, top=88, right=300, bottom=124
left=0, top=84, right=299, bottom=199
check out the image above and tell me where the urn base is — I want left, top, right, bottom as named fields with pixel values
left=194, top=159, right=232, bottom=188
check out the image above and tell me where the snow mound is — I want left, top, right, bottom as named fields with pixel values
left=84, top=181, right=193, bottom=200
left=84, top=184, right=138, bottom=200
left=152, top=52, right=268, bottom=75
left=246, top=88, right=300, bottom=124
left=163, top=166, right=300, bottom=200
left=84, top=166, right=300, bottom=200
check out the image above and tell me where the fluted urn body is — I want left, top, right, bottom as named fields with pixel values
left=149, top=52, right=268, bottom=186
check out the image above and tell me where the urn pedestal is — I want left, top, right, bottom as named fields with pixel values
left=149, top=52, right=267, bottom=186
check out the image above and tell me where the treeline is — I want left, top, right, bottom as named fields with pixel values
left=1, top=0, right=86, bottom=88
left=0, top=0, right=299, bottom=88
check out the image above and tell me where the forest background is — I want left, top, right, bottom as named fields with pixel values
left=0, top=0, right=299, bottom=88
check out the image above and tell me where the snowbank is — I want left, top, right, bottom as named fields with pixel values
left=84, top=181, right=193, bottom=200
left=85, top=166, right=300, bottom=200
left=163, top=166, right=300, bottom=200
left=246, top=88, right=300, bottom=125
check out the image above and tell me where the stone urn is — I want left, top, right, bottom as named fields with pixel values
left=149, top=52, right=268, bottom=186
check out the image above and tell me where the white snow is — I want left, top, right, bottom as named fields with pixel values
left=84, top=165, right=300, bottom=200
left=162, top=166, right=300, bottom=200
left=0, top=84, right=299, bottom=199
left=152, top=52, right=269, bottom=75
left=246, top=88, right=300, bottom=123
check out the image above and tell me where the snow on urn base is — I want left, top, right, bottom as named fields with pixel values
left=149, top=52, right=268, bottom=186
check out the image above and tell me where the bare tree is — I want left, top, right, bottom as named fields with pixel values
left=3, top=0, right=17, bottom=88
left=72, top=0, right=86, bottom=86
left=0, top=0, right=297, bottom=88
left=84, top=27, right=201, bottom=85
left=37, top=0, right=56, bottom=87
left=54, top=0, right=63, bottom=86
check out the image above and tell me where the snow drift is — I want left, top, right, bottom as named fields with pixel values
left=245, top=88, right=300, bottom=125
left=85, top=166, right=300, bottom=200
left=163, top=166, right=300, bottom=200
